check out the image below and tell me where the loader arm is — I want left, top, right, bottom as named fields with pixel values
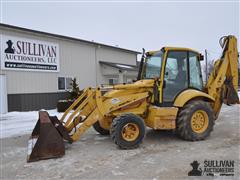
left=59, top=81, right=153, bottom=142
left=205, top=35, right=239, bottom=118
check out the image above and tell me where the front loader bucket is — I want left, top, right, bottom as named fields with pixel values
left=27, top=111, right=72, bottom=162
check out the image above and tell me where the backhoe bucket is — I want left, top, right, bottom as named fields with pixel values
left=27, top=111, right=72, bottom=162
left=224, top=77, right=240, bottom=105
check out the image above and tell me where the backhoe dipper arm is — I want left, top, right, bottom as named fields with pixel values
left=205, top=35, right=239, bottom=118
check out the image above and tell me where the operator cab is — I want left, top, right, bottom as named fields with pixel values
left=142, top=47, right=204, bottom=106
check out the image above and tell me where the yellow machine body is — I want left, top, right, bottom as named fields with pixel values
left=58, top=36, right=238, bottom=141
left=174, top=89, right=215, bottom=107
left=145, top=106, right=178, bottom=130
left=27, top=35, right=239, bottom=162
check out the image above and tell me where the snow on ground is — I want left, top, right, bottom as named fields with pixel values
left=0, top=109, right=64, bottom=139
left=1, top=91, right=240, bottom=139
left=1, top=104, right=239, bottom=179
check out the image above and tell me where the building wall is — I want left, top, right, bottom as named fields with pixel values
left=0, top=27, right=137, bottom=92
left=8, top=92, right=68, bottom=111
left=100, top=64, right=137, bottom=84
left=96, top=48, right=137, bottom=85
left=97, top=47, right=136, bottom=65
left=0, top=26, right=138, bottom=111
left=0, top=27, right=97, bottom=93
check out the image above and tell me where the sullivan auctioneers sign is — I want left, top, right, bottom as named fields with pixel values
left=1, top=35, right=59, bottom=72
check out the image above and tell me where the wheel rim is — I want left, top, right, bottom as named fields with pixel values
left=191, top=110, right=209, bottom=133
left=121, top=123, right=140, bottom=141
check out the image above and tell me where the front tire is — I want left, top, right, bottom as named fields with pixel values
left=110, top=113, right=145, bottom=149
left=176, top=100, right=214, bottom=141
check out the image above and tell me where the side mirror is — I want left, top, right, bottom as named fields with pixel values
left=165, top=71, right=169, bottom=78
left=199, top=54, right=204, bottom=61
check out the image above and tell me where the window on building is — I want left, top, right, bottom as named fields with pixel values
left=109, top=78, right=118, bottom=85
left=58, top=77, right=65, bottom=90
left=66, top=77, right=73, bottom=90
left=58, top=77, right=73, bottom=90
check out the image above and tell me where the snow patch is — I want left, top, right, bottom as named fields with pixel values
left=111, top=170, right=125, bottom=176
left=1, top=93, right=239, bottom=139
left=75, top=164, right=93, bottom=172
left=94, top=135, right=109, bottom=141
left=0, top=109, right=64, bottom=139
left=2, top=147, right=26, bottom=157
left=143, top=157, right=155, bottom=165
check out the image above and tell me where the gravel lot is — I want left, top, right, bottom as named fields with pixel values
left=1, top=105, right=239, bottom=179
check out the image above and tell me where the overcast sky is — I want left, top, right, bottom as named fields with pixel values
left=1, top=0, right=239, bottom=61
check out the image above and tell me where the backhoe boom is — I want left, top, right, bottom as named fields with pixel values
left=205, top=35, right=239, bottom=118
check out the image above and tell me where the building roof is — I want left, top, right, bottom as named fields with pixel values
left=99, top=61, right=139, bottom=71
left=0, top=23, right=141, bottom=54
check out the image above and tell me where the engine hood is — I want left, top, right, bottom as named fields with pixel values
left=103, top=79, right=155, bottom=98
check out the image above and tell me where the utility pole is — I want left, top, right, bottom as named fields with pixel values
left=205, top=49, right=208, bottom=83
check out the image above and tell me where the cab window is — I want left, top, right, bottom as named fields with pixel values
left=144, top=51, right=163, bottom=79
left=163, top=51, right=188, bottom=102
left=189, top=52, right=203, bottom=90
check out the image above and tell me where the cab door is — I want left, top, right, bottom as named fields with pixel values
left=162, top=51, right=188, bottom=105
left=189, top=52, right=203, bottom=90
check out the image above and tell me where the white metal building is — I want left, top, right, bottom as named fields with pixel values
left=0, top=24, right=139, bottom=112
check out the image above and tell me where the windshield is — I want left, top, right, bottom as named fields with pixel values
left=144, top=51, right=163, bottom=79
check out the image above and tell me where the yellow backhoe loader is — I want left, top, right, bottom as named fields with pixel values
left=27, top=35, right=239, bottom=162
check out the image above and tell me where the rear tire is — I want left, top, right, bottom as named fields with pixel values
left=176, top=100, right=214, bottom=141
left=110, top=113, right=145, bottom=149
left=93, top=121, right=109, bottom=135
